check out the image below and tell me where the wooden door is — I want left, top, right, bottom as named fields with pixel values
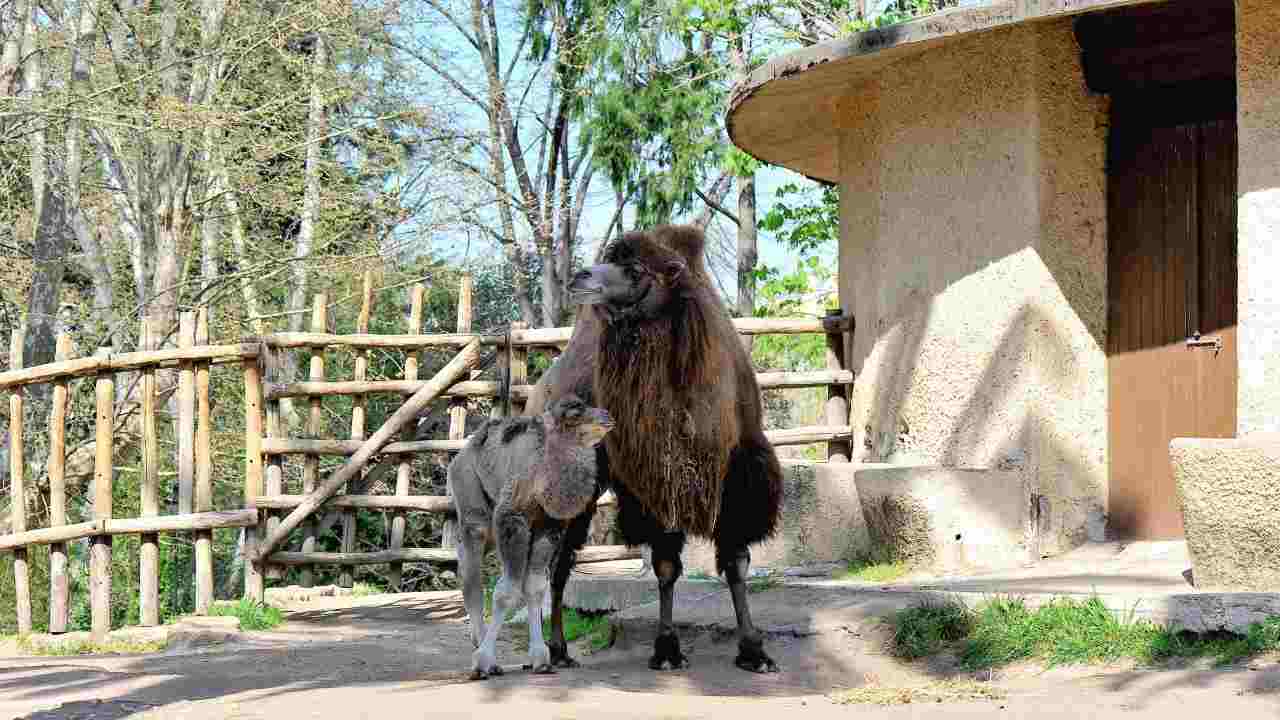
left=1106, top=84, right=1238, bottom=540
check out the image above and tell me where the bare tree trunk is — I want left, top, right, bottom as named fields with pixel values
left=0, top=0, right=28, bottom=99
left=736, top=172, right=757, bottom=348
left=219, top=163, right=265, bottom=335
left=484, top=103, right=536, bottom=324
left=289, top=33, right=328, bottom=336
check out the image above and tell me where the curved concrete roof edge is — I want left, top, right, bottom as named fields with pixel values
left=726, top=0, right=1163, bottom=182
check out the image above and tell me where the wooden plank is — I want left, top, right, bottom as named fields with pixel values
left=255, top=337, right=483, bottom=563
left=139, top=318, right=160, bottom=626
left=91, top=348, right=114, bottom=640
left=300, top=294, right=327, bottom=588
left=262, top=438, right=467, bottom=456
left=764, top=425, right=854, bottom=446
left=103, top=509, right=259, bottom=535
left=48, top=332, right=73, bottom=633
left=508, top=321, right=529, bottom=417
left=444, top=274, right=472, bottom=552
left=266, top=544, right=639, bottom=567
left=389, top=284, right=425, bottom=590
left=268, top=548, right=457, bottom=566
left=264, top=370, right=854, bottom=400
left=341, top=273, right=373, bottom=588
left=256, top=494, right=454, bottom=513
left=1, top=521, right=103, bottom=551
left=252, top=316, right=853, bottom=352
left=1193, top=116, right=1238, bottom=441
left=0, top=344, right=260, bottom=389
left=178, top=312, right=196, bottom=514
left=9, top=329, right=30, bottom=634
left=242, top=356, right=265, bottom=603
left=823, top=308, right=852, bottom=463
left=195, top=309, right=214, bottom=614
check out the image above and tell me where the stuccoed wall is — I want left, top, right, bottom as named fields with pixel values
left=1237, top=0, right=1280, bottom=435
left=835, top=19, right=1109, bottom=555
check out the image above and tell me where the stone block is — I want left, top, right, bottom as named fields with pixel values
left=1170, top=434, right=1280, bottom=591
left=682, top=461, right=869, bottom=575
left=853, top=465, right=1033, bottom=572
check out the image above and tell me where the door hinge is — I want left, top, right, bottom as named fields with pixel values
left=1186, top=332, right=1222, bottom=355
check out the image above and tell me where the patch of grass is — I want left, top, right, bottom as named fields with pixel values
left=747, top=573, right=783, bottom=593
left=836, top=559, right=909, bottom=584
left=555, top=609, right=614, bottom=652
left=351, top=582, right=382, bottom=598
left=831, top=679, right=1006, bottom=706
left=890, top=600, right=973, bottom=660
left=209, top=598, right=285, bottom=631
left=888, top=596, right=1280, bottom=671
left=17, top=636, right=167, bottom=656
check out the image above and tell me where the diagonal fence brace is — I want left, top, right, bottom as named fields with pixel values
left=253, top=338, right=483, bottom=562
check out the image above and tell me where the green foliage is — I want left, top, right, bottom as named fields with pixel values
left=835, top=558, right=908, bottom=584
left=209, top=598, right=285, bottom=631
left=840, top=0, right=955, bottom=34
left=889, top=600, right=973, bottom=660
left=758, top=182, right=839, bottom=257
left=889, top=596, right=1280, bottom=669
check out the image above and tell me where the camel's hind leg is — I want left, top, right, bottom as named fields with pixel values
left=472, top=509, right=530, bottom=679
left=457, top=521, right=489, bottom=650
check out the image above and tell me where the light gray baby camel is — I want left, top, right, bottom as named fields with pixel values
left=448, top=394, right=614, bottom=679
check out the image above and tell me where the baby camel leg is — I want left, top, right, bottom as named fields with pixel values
left=522, top=534, right=558, bottom=674
left=458, top=522, right=489, bottom=649
left=472, top=511, right=530, bottom=679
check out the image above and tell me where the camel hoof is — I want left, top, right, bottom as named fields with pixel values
left=487, top=665, right=504, bottom=676
left=735, top=638, right=779, bottom=674
left=548, top=643, right=580, bottom=668
left=469, top=669, right=489, bottom=681
left=532, top=663, right=556, bottom=675
left=648, top=633, right=688, bottom=671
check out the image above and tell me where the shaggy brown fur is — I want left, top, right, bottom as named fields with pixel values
left=539, top=224, right=783, bottom=543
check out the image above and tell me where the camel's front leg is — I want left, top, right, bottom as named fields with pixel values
left=649, top=531, right=688, bottom=670
left=719, top=545, right=778, bottom=673
left=522, top=534, right=558, bottom=674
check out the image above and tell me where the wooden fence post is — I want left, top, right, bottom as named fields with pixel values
left=389, top=284, right=424, bottom=590
left=824, top=309, right=853, bottom=463
left=243, top=354, right=265, bottom=603
left=264, top=382, right=284, bottom=582
left=443, top=274, right=472, bottom=551
left=195, top=309, right=214, bottom=613
left=139, top=318, right=161, bottom=626
left=91, top=347, right=114, bottom=640
left=509, top=321, right=529, bottom=417
left=9, top=328, right=30, bottom=634
left=341, top=273, right=373, bottom=588
left=48, top=332, right=74, bottom=633
left=178, top=312, right=197, bottom=514
left=300, top=294, right=327, bottom=588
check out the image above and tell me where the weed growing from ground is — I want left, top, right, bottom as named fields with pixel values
left=209, top=598, right=285, bottom=631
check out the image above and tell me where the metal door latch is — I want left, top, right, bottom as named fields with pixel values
left=1186, top=332, right=1223, bottom=354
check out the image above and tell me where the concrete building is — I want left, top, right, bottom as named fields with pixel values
left=727, top=0, right=1279, bottom=558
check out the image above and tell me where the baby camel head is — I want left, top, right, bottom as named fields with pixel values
left=534, top=395, right=614, bottom=520
left=543, top=394, right=614, bottom=448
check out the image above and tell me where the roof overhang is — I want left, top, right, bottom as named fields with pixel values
left=726, top=0, right=1171, bottom=184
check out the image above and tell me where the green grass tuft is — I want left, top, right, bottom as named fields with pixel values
left=209, top=598, right=285, bottom=631
left=17, top=636, right=167, bottom=656
left=890, top=600, right=973, bottom=660
left=889, top=596, right=1280, bottom=670
left=836, top=559, right=909, bottom=584
left=747, top=573, right=783, bottom=593
left=351, top=582, right=383, bottom=598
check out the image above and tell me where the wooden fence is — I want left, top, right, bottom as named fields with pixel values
left=2, top=272, right=854, bottom=638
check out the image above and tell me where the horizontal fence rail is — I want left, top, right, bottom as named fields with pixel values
left=3, top=272, right=855, bottom=637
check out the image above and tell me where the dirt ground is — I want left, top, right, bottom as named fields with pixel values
left=3, top=589, right=1280, bottom=720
